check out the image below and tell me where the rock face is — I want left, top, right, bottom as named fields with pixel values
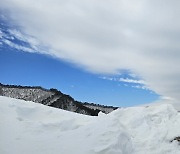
left=171, top=137, right=180, bottom=143
left=83, top=103, right=117, bottom=114
left=0, top=83, right=118, bottom=116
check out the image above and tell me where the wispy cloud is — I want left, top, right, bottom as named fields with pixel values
left=131, top=85, right=149, bottom=91
left=100, top=76, right=149, bottom=90
left=2, top=39, right=36, bottom=53
left=0, top=30, right=3, bottom=39
left=8, top=29, right=40, bottom=50
left=0, top=26, right=49, bottom=54
left=100, top=76, right=145, bottom=84
left=118, top=78, right=145, bottom=84
left=100, top=77, right=115, bottom=81
left=1, top=0, right=180, bottom=102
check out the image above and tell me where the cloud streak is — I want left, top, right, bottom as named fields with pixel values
left=100, top=76, right=145, bottom=85
left=2, top=39, right=36, bottom=53
left=100, top=76, right=149, bottom=90
left=1, top=0, right=180, bottom=102
left=119, top=78, right=145, bottom=85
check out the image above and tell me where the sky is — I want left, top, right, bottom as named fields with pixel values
left=0, top=0, right=180, bottom=106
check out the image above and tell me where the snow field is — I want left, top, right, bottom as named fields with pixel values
left=0, top=96, right=180, bottom=154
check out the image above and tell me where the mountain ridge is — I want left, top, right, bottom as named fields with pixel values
left=0, top=83, right=118, bottom=116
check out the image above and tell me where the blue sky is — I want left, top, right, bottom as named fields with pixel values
left=0, top=45, right=159, bottom=107
left=0, top=18, right=159, bottom=106
left=1, top=0, right=180, bottom=105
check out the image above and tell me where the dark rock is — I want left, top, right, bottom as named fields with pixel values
left=170, top=136, right=180, bottom=143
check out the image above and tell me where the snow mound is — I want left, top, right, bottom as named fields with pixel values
left=1, top=96, right=180, bottom=154
left=0, top=96, right=132, bottom=154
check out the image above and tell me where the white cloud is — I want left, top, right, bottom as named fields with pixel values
left=101, top=76, right=149, bottom=90
left=160, top=96, right=175, bottom=101
left=118, top=78, right=145, bottom=85
left=0, top=30, right=3, bottom=39
left=100, top=77, right=114, bottom=81
left=8, top=29, right=41, bottom=50
left=131, top=85, right=149, bottom=91
left=2, top=39, right=36, bottom=53
left=100, top=76, right=145, bottom=84
left=1, top=0, right=180, bottom=102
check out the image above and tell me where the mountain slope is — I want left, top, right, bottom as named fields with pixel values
left=0, top=83, right=118, bottom=115
left=1, top=96, right=180, bottom=154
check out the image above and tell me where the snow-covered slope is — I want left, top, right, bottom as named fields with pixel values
left=1, top=96, right=180, bottom=154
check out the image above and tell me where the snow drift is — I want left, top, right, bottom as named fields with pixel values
left=0, top=96, right=180, bottom=154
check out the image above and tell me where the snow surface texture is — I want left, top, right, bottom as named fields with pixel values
left=0, top=96, right=180, bottom=154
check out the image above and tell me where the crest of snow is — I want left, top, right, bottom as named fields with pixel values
left=1, top=96, right=180, bottom=154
